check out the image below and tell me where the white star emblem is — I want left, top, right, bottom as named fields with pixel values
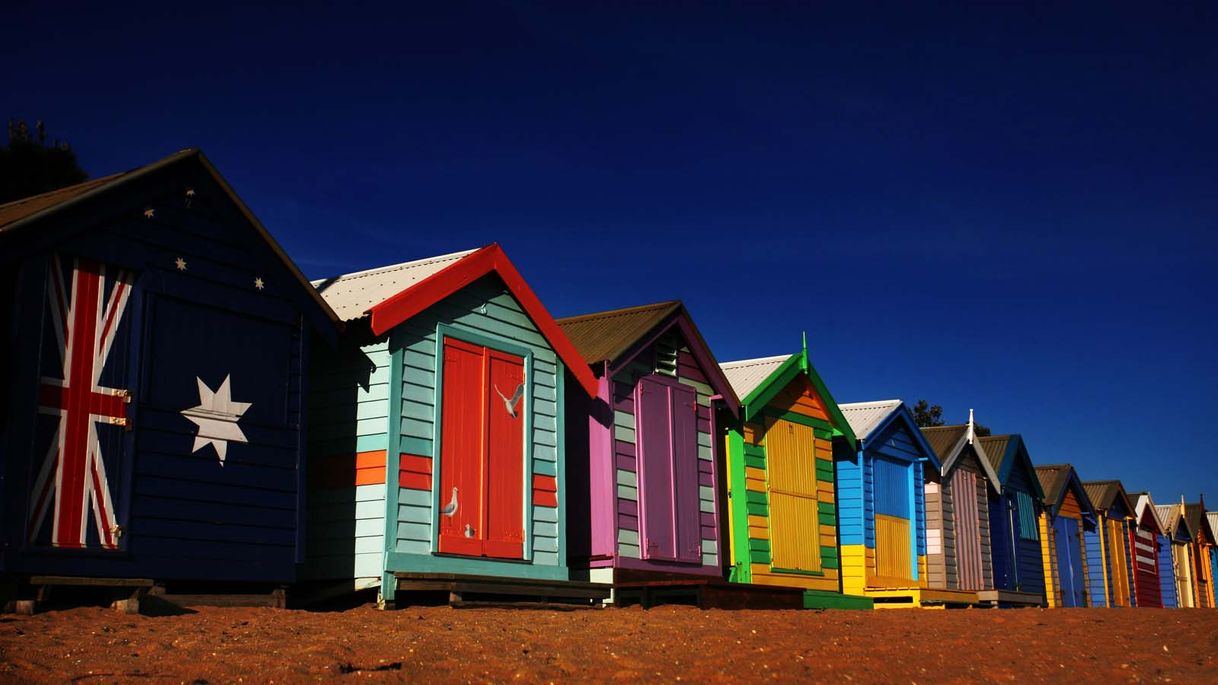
left=180, top=375, right=252, bottom=466
left=175, top=257, right=187, bottom=271
left=144, top=208, right=155, bottom=219
left=254, top=277, right=265, bottom=290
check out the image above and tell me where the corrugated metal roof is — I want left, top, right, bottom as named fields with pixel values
left=1185, top=503, right=1211, bottom=542
left=1209, top=512, right=1218, bottom=540
left=1155, top=504, right=1185, bottom=537
left=312, top=248, right=478, bottom=322
left=555, top=301, right=682, bottom=364
left=977, top=435, right=1011, bottom=475
left=1083, top=481, right=1116, bottom=512
left=920, top=425, right=967, bottom=461
left=1035, top=465, right=1072, bottom=506
left=719, top=355, right=791, bottom=400
left=838, top=400, right=902, bottom=442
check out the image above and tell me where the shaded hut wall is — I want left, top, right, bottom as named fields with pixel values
left=1040, top=488, right=1090, bottom=607
left=386, top=275, right=566, bottom=581
left=606, top=333, right=719, bottom=572
left=924, top=464, right=956, bottom=590
left=1157, top=532, right=1179, bottom=608
left=988, top=463, right=1044, bottom=596
left=304, top=328, right=391, bottom=583
left=1, top=168, right=313, bottom=583
left=727, top=375, right=840, bottom=593
left=948, top=451, right=993, bottom=591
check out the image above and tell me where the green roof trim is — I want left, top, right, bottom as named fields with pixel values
left=739, top=349, right=857, bottom=451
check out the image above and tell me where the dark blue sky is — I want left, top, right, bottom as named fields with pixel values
left=8, top=2, right=1216, bottom=507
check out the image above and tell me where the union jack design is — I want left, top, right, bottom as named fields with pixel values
left=29, top=255, right=134, bottom=550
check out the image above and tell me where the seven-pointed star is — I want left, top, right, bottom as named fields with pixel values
left=180, top=374, right=252, bottom=466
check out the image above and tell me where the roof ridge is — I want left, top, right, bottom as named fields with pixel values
left=556, top=300, right=681, bottom=324
left=719, top=354, right=792, bottom=368
left=839, top=399, right=902, bottom=408
left=314, top=248, right=477, bottom=285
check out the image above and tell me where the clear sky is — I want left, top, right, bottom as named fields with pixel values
left=7, top=2, right=1216, bottom=509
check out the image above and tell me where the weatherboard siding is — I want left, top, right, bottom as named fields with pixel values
left=304, top=334, right=391, bottom=581
left=387, top=275, right=565, bottom=578
left=609, top=342, right=719, bottom=571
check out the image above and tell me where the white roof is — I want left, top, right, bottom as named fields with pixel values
left=719, top=354, right=791, bottom=399
left=838, top=399, right=903, bottom=441
left=311, top=248, right=477, bottom=322
left=1208, top=512, right=1218, bottom=537
left=1154, top=504, right=1179, bottom=532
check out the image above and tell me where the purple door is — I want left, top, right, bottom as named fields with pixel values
left=636, top=375, right=701, bottom=564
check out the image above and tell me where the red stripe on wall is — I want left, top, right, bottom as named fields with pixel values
left=399, top=454, right=433, bottom=491
left=533, top=474, right=558, bottom=508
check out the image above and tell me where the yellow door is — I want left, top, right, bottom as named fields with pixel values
left=875, top=514, right=913, bottom=582
left=765, top=418, right=821, bottom=572
left=1107, top=519, right=1131, bottom=607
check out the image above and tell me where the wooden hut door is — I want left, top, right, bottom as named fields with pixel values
left=1132, top=521, right=1161, bottom=608
left=1106, top=519, right=1132, bottom=606
left=1054, top=516, right=1085, bottom=607
left=1174, top=543, right=1194, bottom=607
left=950, top=469, right=983, bottom=590
left=765, top=418, right=821, bottom=572
left=437, top=338, right=525, bottom=560
left=635, top=376, right=700, bottom=563
left=873, top=458, right=912, bottom=582
left=29, top=256, right=136, bottom=552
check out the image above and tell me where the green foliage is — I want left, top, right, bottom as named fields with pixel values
left=0, top=119, right=88, bottom=204
left=912, top=399, right=944, bottom=427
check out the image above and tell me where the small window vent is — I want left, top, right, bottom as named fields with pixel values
left=655, top=333, right=680, bottom=377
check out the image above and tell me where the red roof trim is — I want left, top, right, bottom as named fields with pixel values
left=368, top=244, right=598, bottom=398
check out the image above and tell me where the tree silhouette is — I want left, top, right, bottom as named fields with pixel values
left=0, top=119, right=88, bottom=204
left=912, top=399, right=944, bottom=427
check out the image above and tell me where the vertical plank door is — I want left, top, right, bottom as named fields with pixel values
left=766, top=418, right=821, bottom=573
left=636, top=376, right=700, bottom=564
left=951, top=469, right=983, bottom=591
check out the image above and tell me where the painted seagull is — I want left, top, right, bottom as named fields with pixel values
left=441, top=487, right=458, bottom=517
left=494, top=382, right=525, bottom=418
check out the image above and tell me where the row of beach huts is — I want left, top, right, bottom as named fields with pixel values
left=0, top=149, right=1213, bottom=612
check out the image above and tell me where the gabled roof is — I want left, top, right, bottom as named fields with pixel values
left=1033, top=464, right=1095, bottom=518
left=720, top=354, right=790, bottom=400
left=839, top=400, right=941, bottom=468
left=0, top=148, right=340, bottom=336
left=313, top=243, right=598, bottom=398
left=1155, top=504, right=1192, bottom=541
left=1209, top=513, right=1218, bottom=543
left=557, top=301, right=682, bottom=364
left=919, top=420, right=1001, bottom=490
left=1130, top=493, right=1165, bottom=536
left=312, top=249, right=477, bottom=322
left=719, top=347, right=857, bottom=450
left=1082, top=480, right=1136, bottom=518
left=1185, top=501, right=1215, bottom=545
left=556, top=300, right=740, bottom=417
left=979, top=434, right=1044, bottom=499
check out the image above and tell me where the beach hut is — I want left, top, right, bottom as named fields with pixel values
left=306, top=244, right=607, bottom=608
left=1183, top=499, right=1216, bottom=608
left=0, top=149, right=339, bottom=607
left=1128, top=492, right=1167, bottom=608
left=718, top=344, right=872, bottom=609
left=919, top=414, right=1001, bottom=603
left=977, top=434, right=1046, bottom=606
left=1082, top=481, right=1137, bottom=607
left=835, top=400, right=950, bottom=608
left=1155, top=503, right=1195, bottom=607
left=1209, top=512, right=1218, bottom=599
left=1034, top=465, right=1097, bottom=607
left=554, top=301, right=739, bottom=604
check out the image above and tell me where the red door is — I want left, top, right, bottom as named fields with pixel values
left=437, top=338, right=525, bottom=559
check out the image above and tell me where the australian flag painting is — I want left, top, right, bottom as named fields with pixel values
left=30, top=255, right=135, bottom=551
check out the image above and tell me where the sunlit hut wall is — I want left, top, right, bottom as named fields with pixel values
left=1082, top=481, right=1138, bottom=608
left=977, top=434, right=1046, bottom=606
left=1184, top=500, right=1216, bottom=608
left=0, top=150, right=337, bottom=586
left=920, top=418, right=1000, bottom=600
left=1035, top=465, right=1097, bottom=608
left=835, top=400, right=941, bottom=607
left=305, top=245, right=598, bottom=605
left=718, top=346, right=871, bottom=609
left=1155, top=503, right=1195, bottom=607
left=1209, top=512, right=1218, bottom=598
left=1128, top=492, right=1167, bottom=608
left=556, top=302, right=739, bottom=591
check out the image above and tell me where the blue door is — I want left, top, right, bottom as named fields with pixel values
left=1054, top=516, right=1086, bottom=607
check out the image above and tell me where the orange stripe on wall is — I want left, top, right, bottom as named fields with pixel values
left=354, top=450, right=387, bottom=486
left=533, top=474, right=558, bottom=508
left=399, top=454, right=433, bottom=491
left=313, top=450, right=388, bottom=488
